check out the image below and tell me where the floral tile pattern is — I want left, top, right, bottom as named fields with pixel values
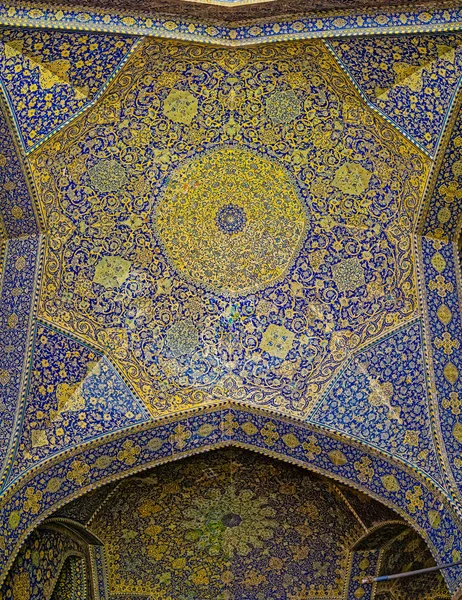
left=0, top=29, right=138, bottom=151
left=0, top=407, right=460, bottom=592
left=0, top=2, right=461, bottom=46
left=347, top=550, right=380, bottom=600
left=87, top=449, right=364, bottom=599
left=329, top=34, right=462, bottom=156
left=0, top=528, right=83, bottom=600
left=0, top=236, right=39, bottom=478
left=311, top=321, right=444, bottom=486
left=8, top=324, right=150, bottom=483
left=418, top=100, right=462, bottom=498
left=31, top=39, right=428, bottom=420
left=376, top=528, right=451, bottom=599
left=0, top=98, right=39, bottom=480
left=0, top=11, right=460, bottom=599
left=50, top=555, right=87, bottom=600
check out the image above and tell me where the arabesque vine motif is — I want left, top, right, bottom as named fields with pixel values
left=31, top=39, right=429, bottom=419
left=89, top=450, right=365, bottom=598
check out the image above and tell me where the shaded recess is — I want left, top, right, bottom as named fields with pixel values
left=20, top=0, right=454, bottom=23
left=50, top=555, right=86, bottom=600
left=32, top=448, right=450, bottom=600
left=375, top=528, right=451, bottom=600
left=0, top=527, right=86, bottom=600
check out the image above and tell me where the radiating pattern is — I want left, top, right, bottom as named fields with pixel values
left=89, top=449, right=365, bottom=598
left=1, top=407, right=460, bottom=594
left=0, top=14, right=460, bottom=598
left=31, top=39, right=428, bottom=420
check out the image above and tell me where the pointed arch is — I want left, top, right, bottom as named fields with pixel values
left=0, top=403, right=461, bottom=594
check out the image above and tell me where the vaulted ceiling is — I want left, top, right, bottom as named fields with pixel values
left=2, top=449, right=451, bottom=600
left=0, top=0, right=462, bottom=597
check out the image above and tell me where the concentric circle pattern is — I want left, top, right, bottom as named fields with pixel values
left=154, top=146, right=308, bottom=295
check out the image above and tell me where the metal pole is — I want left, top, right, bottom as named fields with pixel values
left=362, top=558, right=462, bottom=584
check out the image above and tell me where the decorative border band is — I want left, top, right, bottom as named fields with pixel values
left=0, top=2, right=462, bottom=45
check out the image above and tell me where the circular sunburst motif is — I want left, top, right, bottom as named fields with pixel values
left=154, top=146, right=308, bottom=296
left=216, top=204, right=247, bottom=234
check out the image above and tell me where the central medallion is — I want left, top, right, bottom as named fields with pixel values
left=216, top=204, right=247, bottom=234
left=154, top=146, right=308, bottom=296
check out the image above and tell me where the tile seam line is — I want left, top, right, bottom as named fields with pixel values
left=0, top=16, right=462, bottom=45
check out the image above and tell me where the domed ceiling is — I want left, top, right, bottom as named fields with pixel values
left=1, top=0, right=462, bottom=596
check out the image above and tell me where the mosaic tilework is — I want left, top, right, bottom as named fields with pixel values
left=90, top=545, right=109, bottom=600
left=0, top=407, right=460, bottom=593
left=90, top=449, right=363, bottom=599
left=311, top=321, right=444, bottom=486
left=0, top=235, right=40, bottom=479
left=0, top=92, right=40, bottom=485
left=154, top=146, right=308, bottom=295
left=417, top=101, right=462, bottom=498
left=50, top=555, right=87, bottom=600
left=347, top=550, right=380, bottom=600
left=0, top=101, right=37, bottom=237
left=422, top=100, right=462, bottom=240
left=0, top=528, right=83, bottom=600
left=0, top=2, right=461, bottom=47
left=353, top=522, right=409, bottom=550
left=329, top=34, right=462, bottom=156
left=421, top=239, right=462, bottom=490
left=32, top=38, right=429, bottom=419
left=8, top=325, right=150, bottom=483
left=0, top=29, right=138, bottom=151
left=376, top=528, right=451, bottom=599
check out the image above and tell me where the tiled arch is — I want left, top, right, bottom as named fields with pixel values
left=0, top=12, right=462, bottom=600
left=1, top=404, right=462, bottom=594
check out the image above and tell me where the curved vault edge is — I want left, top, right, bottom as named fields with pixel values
left=0, top=84, right=43, bottom=490
left=1, top=403, right=462, bottom=594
